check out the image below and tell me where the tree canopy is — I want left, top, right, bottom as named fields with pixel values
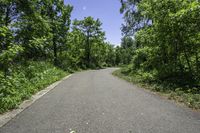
left=0, top=0, right=118, bottom=76
left=119, top=0, right=200, bottom=87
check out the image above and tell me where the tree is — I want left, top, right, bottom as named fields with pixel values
left=120, top=0, right=149, bottom=36
left=120, top=0, right=200, bottom=86
left=73, top=17, right=105, bottom=67
left=62, top=29, right=86, bottom=70
left=0, top=0, right=23, bottom=77
left=43, top=0, right=73, bottom=65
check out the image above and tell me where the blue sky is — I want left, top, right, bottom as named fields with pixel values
left=64, top=0, right=123, bottom=45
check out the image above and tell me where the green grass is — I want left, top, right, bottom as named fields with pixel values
left=113, top=68, right=200, bottom=110
left=0, top=61, right=68, bottom=114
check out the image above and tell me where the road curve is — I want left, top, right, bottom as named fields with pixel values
left=0, top=68, right=200, bottom=133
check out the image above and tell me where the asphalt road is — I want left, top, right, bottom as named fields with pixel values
left=0, top=68, right=200, bottom=133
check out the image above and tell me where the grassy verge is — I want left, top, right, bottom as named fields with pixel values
left=113, top=68, right=200, bottom=110
left=0, top=61, right=68, bottom=114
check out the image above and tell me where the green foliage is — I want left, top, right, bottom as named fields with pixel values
left=0, top=25, right=24, bottom=77
left=120, top=0, right=200, bottom=87
left=114, top=37, right=136, bottom=65
left=0, top=45, right=23, bottom=69
left=120, top=0, right=145, bottom=35
left=0, top=61, right=67, bottom=114
left=73, top=17, right=106, bottom=68
left=0, top=0, right=117, bottom=72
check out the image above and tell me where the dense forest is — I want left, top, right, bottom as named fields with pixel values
left=0, top=0, right=118, bottom=113
left=115, top=0, right=200, bottom=108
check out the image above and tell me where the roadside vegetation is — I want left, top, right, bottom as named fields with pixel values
left=114, top=0, right=200, bottom=109
left=0, top=61, right=67, bottom=113
left=0, top=1, right=117, bottom=114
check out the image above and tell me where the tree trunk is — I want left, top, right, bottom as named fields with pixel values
left=86, top=31, right=90, bottom=67
left=53, top=34, right=58, bottom=65
left=4, top=5, right=11, bottom=78
left=195, top=51, right=199, bottom=74
left=183, top=48, right=192, bottom=75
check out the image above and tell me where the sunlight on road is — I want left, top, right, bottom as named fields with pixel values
left=69, top=129, right=76, bottom=133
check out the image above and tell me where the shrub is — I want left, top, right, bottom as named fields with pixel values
left=0, top=61, right=67, bottom=114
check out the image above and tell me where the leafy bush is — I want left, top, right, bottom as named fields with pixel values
left=0, top=61, right=67, bottom=114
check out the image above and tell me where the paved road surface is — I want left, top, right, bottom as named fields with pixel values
left=0, top=68, right=200, bottom=133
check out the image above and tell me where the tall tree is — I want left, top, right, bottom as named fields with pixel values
left=73, top=17, right=105, bottom=67
left=0, top=0, right=23, bottom=77
left=120, top=0, right=148, bottom=36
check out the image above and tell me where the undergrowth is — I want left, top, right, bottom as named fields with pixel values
left=0, top=61, right=68, bottom=114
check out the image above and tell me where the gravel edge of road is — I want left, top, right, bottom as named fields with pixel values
left=0, top=74, right=72, bottom=128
